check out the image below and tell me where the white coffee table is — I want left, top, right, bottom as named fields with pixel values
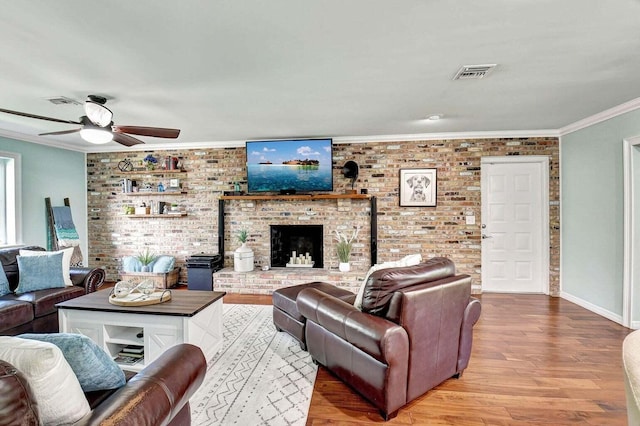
left=57, top=289, right=225, bottom=371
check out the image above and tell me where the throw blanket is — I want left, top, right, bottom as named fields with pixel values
left=52, top=206, right=82, bottom=266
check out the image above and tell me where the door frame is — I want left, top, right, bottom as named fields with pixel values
left=623, top=135, right=640, bottom=328
left=480, top=155, right=551, bottom=294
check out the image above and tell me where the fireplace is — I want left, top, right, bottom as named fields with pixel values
left=270, top=225, right=323, bottom=268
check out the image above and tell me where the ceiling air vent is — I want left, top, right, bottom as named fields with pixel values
left=46, top=96, right=81, bottom=106
left=453, top=64, right=497, bottom=80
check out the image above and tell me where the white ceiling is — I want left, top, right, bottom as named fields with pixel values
left=1, top=0, right=640, bottom=153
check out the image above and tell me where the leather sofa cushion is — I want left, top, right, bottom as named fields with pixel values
left=0, top=300, right=33, bottom=333
left=361, top=257, right=456, bottom=316
left=4, top=286, right=85, bottom=318
left=0, top=360, right=40, bottom=425
left=273, top=281, right=355, bottom=321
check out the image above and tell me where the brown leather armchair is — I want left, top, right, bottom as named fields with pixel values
left=296, top=257, right=481, bottom=420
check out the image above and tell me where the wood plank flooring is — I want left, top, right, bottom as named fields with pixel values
left=224, top=292, right=633, bottom=425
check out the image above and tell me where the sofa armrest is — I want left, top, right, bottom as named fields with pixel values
left=70, top=267, right=105, bottom=293
left=75, top=343, right=206, bottom=426
left=297, top=287, right=408, bottom=363
left=457, top=297, right=482, bottom=372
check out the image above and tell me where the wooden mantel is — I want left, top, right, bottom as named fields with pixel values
left=219, top=193, right=371, bottom=201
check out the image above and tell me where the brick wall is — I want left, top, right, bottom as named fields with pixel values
left=87, top=136, right=559, bottom=295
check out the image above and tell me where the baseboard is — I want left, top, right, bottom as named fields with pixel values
left=560, top=291, right=624, bottom=326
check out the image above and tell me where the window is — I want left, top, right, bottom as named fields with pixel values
left=0, top=151, right=21, bottom=246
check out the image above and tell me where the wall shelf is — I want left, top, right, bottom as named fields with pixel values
left=126, top=191, right=187, bottom=196
left=125, top=213, right=187, bottom=218
left=118, top=169, right=187, bottom=175
left=220, top=193, right=370, bottom=201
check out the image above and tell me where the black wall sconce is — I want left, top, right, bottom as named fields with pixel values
left=342, top=160, right=359, bottom=191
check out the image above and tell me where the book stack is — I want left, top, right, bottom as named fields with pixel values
left=113, top=345, right=144, bottom=365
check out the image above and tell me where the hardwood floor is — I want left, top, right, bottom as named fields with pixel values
left=224, top=292, right=633, bottom=425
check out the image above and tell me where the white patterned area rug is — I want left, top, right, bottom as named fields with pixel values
left=190, top=304, right=317, bottom=426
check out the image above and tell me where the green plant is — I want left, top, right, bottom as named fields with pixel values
left=136, top=248, right=157, bottom=266
left=335, top=227, right=359, bottom=263
left=237, top=229, right=249, bottom=244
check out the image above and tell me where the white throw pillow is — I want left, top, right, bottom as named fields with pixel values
left=354, top=254, right=423, bottom=310
left=20, top=247, right=74, bottom=286
left=0, top=336, right=90, bottom=425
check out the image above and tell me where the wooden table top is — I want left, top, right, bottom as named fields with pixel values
left=56, top=289, right=226, bottom=317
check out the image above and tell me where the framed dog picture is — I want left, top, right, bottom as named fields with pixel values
left=399, top=168, right=437, bottom=207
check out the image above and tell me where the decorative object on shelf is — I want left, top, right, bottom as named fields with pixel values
left=118, top=158, right=133, bottom=172
left=342, top=160, right=359, bottom=194
left=157, top=182, right=165, bottom=192
left=136, top=248, right=157, bottom=272
left=142, top=154, right=158, bottom=170
left=399, top=168, right=437, bottom=207
left=234, top=229, right=254, bottom=272
left=335, top=226, right=359, bottom=272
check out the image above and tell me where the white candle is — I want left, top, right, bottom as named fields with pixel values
left=292, top=251, right=296, bottom=258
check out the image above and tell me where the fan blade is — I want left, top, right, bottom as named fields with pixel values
left=0, top=107, right=81, bottom=125
left=39, top=128, right=81, bottom=136
left=112, top=125, right=180, bottom=139
left=112, top=132, right=145, bottom=147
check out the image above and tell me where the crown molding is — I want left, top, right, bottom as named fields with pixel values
left=0, top=129, right=86, bottom=153
left=334, top=129, right=560, bottom=144
left=0, top=128, right=563, bottom=153
left=560, top=97, right=640, bottom=135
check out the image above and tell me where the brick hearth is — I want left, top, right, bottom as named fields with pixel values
left=213, top=267, right=365, bottom=295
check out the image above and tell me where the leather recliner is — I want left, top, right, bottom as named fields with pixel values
left=296, top=257, right=481, bottom=420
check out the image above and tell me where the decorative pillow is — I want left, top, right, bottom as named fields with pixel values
left=0, top=336, right=90, bottom=425
left=0, top=265, right=10, bottom=297
left=354, top=254, right=423, bottom=310
left=15, top=251, right=65, bottom=294
left=152, top=255, right=175, bottom=273
left=122, top=256, right=142, bottom=272
left=360, top=257, right=457, bottom=316
left=19, top=333, right=126, bottom=392
left=20, top=247, right=74, bottom=286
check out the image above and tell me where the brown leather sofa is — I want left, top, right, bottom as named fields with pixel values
left=296, top=257, right=481, bottom=420
left=0, top=245, right=106, bottom=335
left=0, top=343, right=206, bottom=425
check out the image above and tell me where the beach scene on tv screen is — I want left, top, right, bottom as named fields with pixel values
left=247, top=139, right=333, bottom=192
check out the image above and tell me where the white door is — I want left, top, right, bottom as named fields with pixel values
left=481, top=156, right=549, bottom=293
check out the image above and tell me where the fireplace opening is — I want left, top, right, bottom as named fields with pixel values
left=270, top=225, right=323, bottom=268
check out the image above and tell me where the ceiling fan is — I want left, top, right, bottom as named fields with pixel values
left=0, top=95, right=180, bottom=147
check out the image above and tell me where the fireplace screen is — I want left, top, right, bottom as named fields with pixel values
left=270, top=225, right=323, bottom=268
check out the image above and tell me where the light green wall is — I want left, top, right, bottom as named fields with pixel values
left=562, top=108, right=640, bottom=317
left=0, top=137, right=88, bottom=264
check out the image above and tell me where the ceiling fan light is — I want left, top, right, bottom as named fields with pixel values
left=84, top=101, right=113, bottom=127
left=80, top=128, right=113, bottom=144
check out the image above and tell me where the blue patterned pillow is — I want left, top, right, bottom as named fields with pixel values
left=18, top=333, right=126, bottom=392
left=0, top=267, right=10, bottom=297
left=15, top=252, right=65, bottom=294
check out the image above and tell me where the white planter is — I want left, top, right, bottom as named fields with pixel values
left=234, top=243, right=254, bottom=272
left=339, top=262, right=350, bottom=272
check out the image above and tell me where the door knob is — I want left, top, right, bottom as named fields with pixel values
left=482, top=234, right=492, bottom=239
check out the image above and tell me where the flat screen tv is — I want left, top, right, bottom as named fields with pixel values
left=246, top=138, right=333, bottom=193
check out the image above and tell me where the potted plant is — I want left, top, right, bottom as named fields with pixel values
left=136, top=248, right=157, bottom=272
left=234, top=229, right=253, bottom=272
left=335, top=227, right=359, bottom=272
